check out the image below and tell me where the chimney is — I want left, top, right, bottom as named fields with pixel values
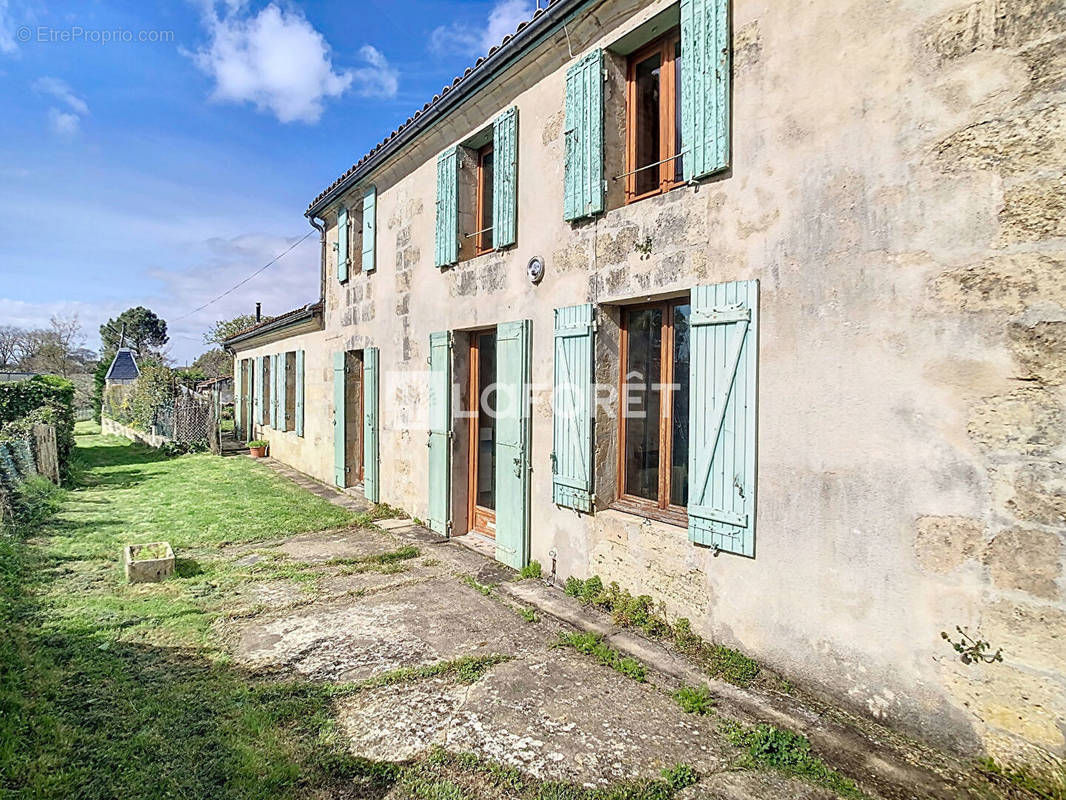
left=255, top=302, right=262, bottom=322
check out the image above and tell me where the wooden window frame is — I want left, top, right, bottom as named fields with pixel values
left=614, top=299, right=688, bottom=527
left=475, top=142, right=495, bottom=255
left=624, top=29, right=683, bottom=205
left=467, top=328, right=497, bottom=537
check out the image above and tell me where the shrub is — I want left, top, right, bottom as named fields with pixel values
left=661, top=763, right=699, bottom=790
left=247, top=440, right=268, bottom=449
left=0, top=376, right=75, bottom=481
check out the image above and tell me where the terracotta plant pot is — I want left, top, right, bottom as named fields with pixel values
left=249, top=446, right=266, bottom=458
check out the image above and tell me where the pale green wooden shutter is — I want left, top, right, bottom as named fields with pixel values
left=244, top=361, right=253, bottom=439
left=564, top=49, right=604, bottom=221
left=493, top=107, right=518, bottom=249
left=681, top=0, right=730, bottom=180
left=234, top=361, right=243, bottom=439
left=333, top=351, right=346, bottom=487
left=688, top=280, right=758, bottom=556
left=495, top=319, right=532, bottom=569
left=278, top=354, right=288, bottom=431
left=362, top=186, right=377, bottom=273
left=552, top=304, right=595, bottom=512
left=253, top=356, right=263, bottom=427
left=337, top=206, right=349, bottom=282
left=270, top=354, right=279, bottom=428
left=427, top=331, right=452, bottom=534
left=295, top=350, right=305, bottom=437
left=435, top=148, right=459, bottom=267
left=363, top=346, right=380, bottom=503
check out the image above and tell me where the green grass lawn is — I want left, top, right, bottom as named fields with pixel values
left=0, top=424, right=366, bottom=799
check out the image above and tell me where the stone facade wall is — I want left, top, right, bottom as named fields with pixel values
left=232, top=0, right=1066, bottom=768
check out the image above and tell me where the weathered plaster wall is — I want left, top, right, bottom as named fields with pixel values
left=235, top=0, right=1066, bottom=767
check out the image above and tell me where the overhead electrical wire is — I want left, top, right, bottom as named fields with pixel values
left=171, top=231, right=316, bottom=322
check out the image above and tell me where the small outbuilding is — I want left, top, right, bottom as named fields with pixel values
left=104, top=348, right=140, bottom=385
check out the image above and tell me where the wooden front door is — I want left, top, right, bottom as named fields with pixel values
left=467, top=329, right=497, bottom=537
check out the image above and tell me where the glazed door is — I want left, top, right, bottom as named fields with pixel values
left=467, top=329, right=497, bottom=537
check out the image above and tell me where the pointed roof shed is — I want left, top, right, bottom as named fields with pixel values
left=105, top=348, right=140, bottom=384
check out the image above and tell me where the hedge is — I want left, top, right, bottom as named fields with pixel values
left=0, top=376, right=75, bottom=481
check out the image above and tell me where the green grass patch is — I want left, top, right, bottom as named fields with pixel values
left=360, top=654, right=512, bottom=689
left=517, top=606, right=539, bottom=623
left=553, top=631, right=646, bottom=682
left=673, top=684, right=715, bottom=715
left=725, top=722, right=864, bottom=799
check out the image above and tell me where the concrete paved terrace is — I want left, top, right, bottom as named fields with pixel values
left=0, top=427, right=1046, bottom=800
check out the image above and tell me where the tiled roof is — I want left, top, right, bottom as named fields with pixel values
left=105, top=349, right=140, bottom=382
left=306, top=0, right=570, bottom=216
left=221, top=302, right=323, bottom=346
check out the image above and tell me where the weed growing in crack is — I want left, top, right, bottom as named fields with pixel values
left=517, top=607, right=539, bottom=623
left=563, top=576, right=765, bottom=688
left=978, top=757, right=1066, bottom=800
left=673, top=684, right=715, bottom=715
left=724, top=722, right=864, bottom=799
left=518, top=561, right=542, bottom=580
left=461, top=575, right=494, bottom=596
left=355, top=654, right=513, bottom=690
left=553, top=632, right=647, bottom=682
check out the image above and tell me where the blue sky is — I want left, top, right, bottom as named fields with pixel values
left=0, top=0, right=536, bottom=363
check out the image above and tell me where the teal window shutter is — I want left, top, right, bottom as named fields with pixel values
left=552, top=304, right=595, bottom=512
left=564, top=49, right=604, bottom=221
left=434, top=148, right=459, bottom=267
left=278, top=353, right=288, bottom=431
left=362, top=186, right=377, bottom=273
left=270, top=354, right=279, bottom=428
left=427, top=331, right=453, bottom=534
left=494, top=320, right=533, bottom=569
left=234, top=362, right=243, bottom=437
left=295, top=350, right=305, bottom=437
left=337, top=206, right=349, bottom=282
left=680, top=0, right=730, bottom=180
left=688, top=280, right=758, bottom=557
left=333, top=351, right=346, bottom=487
left=253, top=356, right=263, bottom=425
left=493, top=107, right=518, bottom=249
left=363, top=346, right=380, bottom=503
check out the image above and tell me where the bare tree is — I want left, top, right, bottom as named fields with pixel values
left=0, top=325, right=23, bottom=369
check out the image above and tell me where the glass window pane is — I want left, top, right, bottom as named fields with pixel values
left=673, top=38, right=683, bottom=184
left=476, top=332, right=496, bottom=509
left=479, top=149, right=494, bottom=251
left=670, top=303, right=690, bottom=507
left=624, top=308, right=662, bottom=501
left=634, top=52, right=661, bottom=197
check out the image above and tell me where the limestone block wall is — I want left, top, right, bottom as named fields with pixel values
left=234, top=0, right=1065, bottom=768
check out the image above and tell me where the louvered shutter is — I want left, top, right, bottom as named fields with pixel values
left=270, top=354, right=279, bottom=428
left=362, top=186, right=377, bottom=273
left=564, top=49, right=604, bottom=221
left=435, top=148, right=459, bottom=267
left=363, top=346, right=380, bottom=503
left=427, top=331, right=453, bottom=534
left=552, top=304, right=595, bottom=512
left=495, top=320, right=532, bottom=569
left=295, top=350, right=305, bottom=437
left=234, top=361, right=243, bottom=439
left=337, top=206, right=349, bottom=282
left=493, top=107, right=518, bottom=249
left=680, top=0, right=731, bottom=180
left=253, top=356, right=263, bottom=426
left=333, top=351, right=346, bottom=487
left=278, top=353, right=287, bottom=431
left=688, top=280, right=758, bottom=556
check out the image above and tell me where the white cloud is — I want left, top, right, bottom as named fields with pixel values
left=188, top=3, right=396, bottom=124
left=430, top=0, right=534, bottom=58
left=0, top=0, right=18, bottom=56
left=352, top=44, right=398, bottom=99
left=47, top=108, right=80, bottom=136
left=33, top=77, right=90, bottom=115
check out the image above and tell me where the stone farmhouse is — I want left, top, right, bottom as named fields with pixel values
left=224, top=0, right=1066, bottom=770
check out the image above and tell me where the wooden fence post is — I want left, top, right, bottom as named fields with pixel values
left=32, top=424, right=60, bottom=485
